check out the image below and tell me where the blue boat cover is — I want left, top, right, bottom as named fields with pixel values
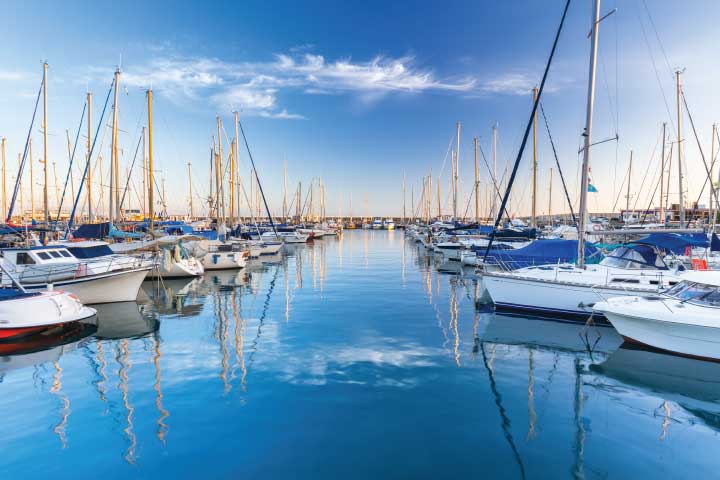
left=482, top=239, right=603, bottom=270
left=73, top=222, right=111, bottom=239
left=711, top=233, right=720, bottom=252
left=632, top=233, right=708, bottom=254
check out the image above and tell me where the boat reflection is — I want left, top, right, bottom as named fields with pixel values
left=590, top=344, right=720, bottom=433
left=94, top=302, right=159, bottom=339
left=0, top=321, right=97, bottom=375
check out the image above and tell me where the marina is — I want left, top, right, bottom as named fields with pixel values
left=3, top=0, right=720, bottom=476
left=2, top=231, right=720, bottom=478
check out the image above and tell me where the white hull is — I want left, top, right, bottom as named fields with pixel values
left=436, top=245, right=464, bottom=261
left=0, top=291, right=96, bottom=337
left=483, top=272, right=661, bottom=319
left=152, top=257, right=204, bottom=278
left=24, top=268, right=150, bottom=304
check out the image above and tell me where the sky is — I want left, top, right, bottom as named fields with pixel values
left=2, top=0, right=720, bottom=219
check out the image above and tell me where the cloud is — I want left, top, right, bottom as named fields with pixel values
left=99, top=50, right=475, bottom=119
left=0, top=71, right=27, bottom=82
left=481, top=73, right=537, bottom=96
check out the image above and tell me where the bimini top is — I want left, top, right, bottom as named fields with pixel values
left=632, top=232, right=708, bottom=254
left=600, top=244, right=672, bottom=270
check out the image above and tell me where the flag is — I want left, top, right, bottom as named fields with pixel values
left=588, top=183, right=598, bottom=193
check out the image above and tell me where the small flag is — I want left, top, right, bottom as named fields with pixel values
left=588, top=183, right=598, bottom=193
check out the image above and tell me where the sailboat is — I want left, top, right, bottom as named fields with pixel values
left=483, top=0, right=689, bottom=320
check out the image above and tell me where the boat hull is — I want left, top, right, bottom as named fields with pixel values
left=483, top=272, right=658, bottom=321
left=201, top=251, right=246, bottom=270
left=0, top=291, right=96, bottom=340
left=23, top=268, right=150, bottom=304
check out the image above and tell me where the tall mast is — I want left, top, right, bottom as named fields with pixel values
left=141, top=127, right=146, bottom=219
left=491, top=124, right=497, bottom=219
left=660, top=123, right=666, bottom=224
left=283, top=158, right=288, bottom=219
left=577, top=0, right=601, bottom=269
left=297, top=181, right=301, bottom=220
left=86, top=91, right=93, bottom=222
left=1, top=137, right=5, bottom=219
left=711, top=123, right=716, bottom=226
left=215, top=116, right=222, bottom=226
left=676, top=69, right=685, bottom=224
left=402, top=170, right=406, bottom=225
left=626, top=150, right=633, bottom=222
left=147, top=89, right=154, bottom=233
left=474, top=137, right=479, bottom=223
left=428, top=173, right=433, bottom=223
left=531, top=86, right=538, bottom=228
left=188, top=161, right=194, bottom=218
left=110, top=67, right=120, bottom=223
left=454, top=121, right=461, bottom=220
left=18, top=153, right=23, bottom=221
left=234, top=111, right=240, bottom=222
left=548, top=167, right=553, bottom=221
left=437, top=176, right=441, bottom=219
left=229, top=138, right=235, bottom=224
left=42, top=62, right=49, bottom=224
left=29, top=137, right=34, bottom=220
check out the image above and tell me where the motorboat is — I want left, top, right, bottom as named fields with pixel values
left=371, top=218, right=383, bottom=230
left=263, top=231, right=308, bottom=244
left=483, top=243, right=685, bottom=320
left=594, top=271, right=720, bottom=360
left=1, top=246, right=152, bottom=304
left=0, top=263, right=96, bottom=340
left=200, top=242, right=249, bottom=270
left=383, top=219, right=395, bottom=230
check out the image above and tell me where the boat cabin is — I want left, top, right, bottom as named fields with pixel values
left=2, top=247, right=77, bottom=266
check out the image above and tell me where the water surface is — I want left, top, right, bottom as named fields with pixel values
left=1, top=230, right=719, bottom=479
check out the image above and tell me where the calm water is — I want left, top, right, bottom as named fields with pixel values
left=1, top=230, right=719, bottom=479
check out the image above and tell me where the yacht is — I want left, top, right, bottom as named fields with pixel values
left=371, top=218, right=383, bottom=230
left=263, top=231, right=308, bottom=244
left=594, top=271, right=720, bottom=360
left=483, top=243, right=684, bottom=320
left=383, top=218, right=395, bottom=230
left=1, top=246, right=152, bottom=304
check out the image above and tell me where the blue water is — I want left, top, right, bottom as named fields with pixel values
left=1, top=230, right=719, bottom=479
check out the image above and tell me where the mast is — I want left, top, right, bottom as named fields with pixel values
left=109, top=67, right=120, bottom=223
left=454, top=121, right=461, bottom=220
left=625, top=150, right=633, bottom=223
left=42, top=62, right=49, bottom=224
left=18, top=153, right=23, bottom=221
left=548, top=167, right=553, bottom=221
left=491, top=124, right=497, bottom=219
left=676, top=69, right=685, bottom=224
left=229, top=139, right=235, bottom=225
left=147, top=89, right=154, bottom=233
left=1, top=137, right=5, bottom=219
left=402, top=170, right=406, bottom=225
left=711, top=123, right=716, bottom=226
left=29, top=137, right=34, bottom=220
left=349, top=192, right=353, bottom=223
left=141, top=127, right=146, bottom=219
left=215, top=116, right=222, bottom=226
left=437, top=176, right=441, bottom=219
left=474, top=137, right=480, bottom=223
left=188, top=161, right=194, bottom=218
left=66, top=130, right=75, bottom=207
left=283, top=158, right=288, bottom=219
left=577, top=0, right=601, bottom=269
left=234, top=111, right=240, bottom=222
left=660, top=123, right=666, bottom=224
left=531, top=86, right=538, bottom=228
left=52, top=161, right=59, bottom=210
left=86, top=91, right=93, bottom=222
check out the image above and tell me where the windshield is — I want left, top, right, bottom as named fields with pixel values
left=665, top=281, right=720, bottom=306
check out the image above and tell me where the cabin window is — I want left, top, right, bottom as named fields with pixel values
left=49, top=251, right=62, bottom=258
left=16, top=252, right=36, bottom=264
left=611, top=278, right=640, bottom=284
left=60, top=251, right=72, bottom=258
left=37, top=252, right=51, bottom=260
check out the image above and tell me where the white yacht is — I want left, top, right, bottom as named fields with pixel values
left=1, top=246, right=152, bottom=304
left=483, top=244, right=684, bottom=320
left=594, top=271, right=720, bottom=360
left=371, top=218, right=383, bottom=230
left=383, top=219, right=395, bottom=230
left=263, top=231, right=308, bottom=244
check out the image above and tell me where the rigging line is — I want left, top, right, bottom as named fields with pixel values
left=55, top=102, right=87, bottom=222
left=631, top=130, right=662, bottom=213
left=65, top=77, right=115, bottom=237
left=476, top=141, right=511, bottom=223
left=635, top=5, right=676, bottom=136
left=682, top=91, right=719, bottom=227
left=539, top=102, right=577, bottom=223
left=639, top=140, right=669, bottom=225
left=119, top=134, right=143, bottom=211
left=641, top=0, right=674, bottom=77
left=237, top=115, right=278, bottom=237
left=484, top=0, right=570, bottom=262
left=6, top=77, right=43, bottom=223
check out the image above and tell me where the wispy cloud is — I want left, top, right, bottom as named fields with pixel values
left=102, top=50, right=475, bottom=119
left=481, top=73, right=537, bottom=96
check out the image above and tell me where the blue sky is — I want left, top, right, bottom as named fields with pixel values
left=2, top=0, right=720, bottom=218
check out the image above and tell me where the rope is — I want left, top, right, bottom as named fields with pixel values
left=6, top=78, right=43, bottom=222
left=539, top=102, right=576, bottom=223
left=484, top=0, right=571, bottom=261
left=55, top=102, right=87, bottom=222
left=65, top=77, right=114, bottom=237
